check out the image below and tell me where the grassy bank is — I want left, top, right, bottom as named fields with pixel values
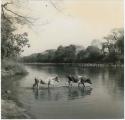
left=1, top=59, right=30, bottom=119
left=1, top=59, right=28, bottom=77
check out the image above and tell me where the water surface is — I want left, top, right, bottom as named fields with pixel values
left=11, top=64, right=124, bottom=119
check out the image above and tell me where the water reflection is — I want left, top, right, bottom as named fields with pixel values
left=32, top=86, right=92, bottom=101
left=33, top=88, right=39, bottom=99
left=17, top=65, right=124, bottom=119
left=67, top=87, right=92, bottom=100
left=27, top=65, right=123, bottom=102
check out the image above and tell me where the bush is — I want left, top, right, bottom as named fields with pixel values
left=2, top=59, right=28, bottom=77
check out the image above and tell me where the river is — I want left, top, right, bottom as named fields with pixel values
left=4, top=64, right=124, bottom=119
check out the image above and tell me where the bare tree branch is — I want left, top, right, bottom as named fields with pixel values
left=49, top=0, right=62, bottom=13
left=2, top=2, right=13, bottom=7
left=1, top=4, right=12, bottom=23
left=4, top=7, right=32, bottom=24
left=48, top=0, right=72, bottom=17
left=2, top=2, right=33, bottom=25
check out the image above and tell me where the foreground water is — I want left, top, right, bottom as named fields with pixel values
left=5, top=64, right=124, bottom=119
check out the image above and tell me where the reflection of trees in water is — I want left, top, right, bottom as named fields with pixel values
left=100, top=68, right=124, bottom=100
left=28, top=65, right=79, bottom=77
left=27, top=65, right=107, bottom=83
left=32, top=87, right=92, bottom=101
left=30, top=65, right=123, bottom=101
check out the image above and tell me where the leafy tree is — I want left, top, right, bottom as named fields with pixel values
left=115, top=29, right=124, bottom=55
left=1, top=2, right=30, bottom=59
left=54, top=45, right=65, bottom=62
left=102, top=28, right=124, bottom=63
left=76, top=50, right=86, bottom=62
left=85, top=46, right=102, bottom=63
left=54, top=45, right=76, bottom=63
left=102, top=28, right=123, bottom=54
left=21, top=29, right=123, bottom=64
left=63, top=45, right=76, bottom=63
left=36, top=50, right=55, bottom=62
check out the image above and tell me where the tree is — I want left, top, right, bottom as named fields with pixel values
left=102, top=28, right=123, bottom=54
left=115, top=29, right=124, bottom=55
left=76, top=50, right=86, bottom=62
left=54, top=45, right=65, bottom=62
left=102, top=28, right=124, bottom=63
left=1, top=2, right=30, bottom=59
left=85, top=46, right=102, bottom=63
left=63, top=45, right=76, bottom=63
left=54, top=45, right=76, bottom=63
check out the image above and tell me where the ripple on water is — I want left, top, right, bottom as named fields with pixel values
left=17, top=65, right=124, bottom=119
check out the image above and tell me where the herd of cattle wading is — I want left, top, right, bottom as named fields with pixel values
left=33, top=75, right=92, bottom=89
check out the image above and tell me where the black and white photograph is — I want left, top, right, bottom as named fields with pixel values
left=1, top=0, right=124, bottom=119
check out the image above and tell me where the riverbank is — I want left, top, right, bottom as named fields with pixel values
left=2, top=59, right=28, bottom=77
left=1, top=59, right=30, bottom=119
left=24, top=62, right=124, bottom=68
left=1, top=99, right=30, bottom=119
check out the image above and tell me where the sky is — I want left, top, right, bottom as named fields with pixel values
left=9, top=0, right=124, bottom=56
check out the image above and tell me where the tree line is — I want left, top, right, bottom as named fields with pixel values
left=1, top=2, right=123, bottom=64
left=22, top=28, right=124, bottom=64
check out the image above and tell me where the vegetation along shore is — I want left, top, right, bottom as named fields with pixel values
left=1, top=0, right=124, bottom=119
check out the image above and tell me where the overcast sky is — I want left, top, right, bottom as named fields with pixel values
left=10, top=0, right=123, bottom=56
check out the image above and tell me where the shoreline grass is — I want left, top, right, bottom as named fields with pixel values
left=1, top=59, right=30, bottom=119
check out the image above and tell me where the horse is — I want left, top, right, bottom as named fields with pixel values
left=67, top=75, right=92, bottom=87
left=40, top=76, right=59, bottom=88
